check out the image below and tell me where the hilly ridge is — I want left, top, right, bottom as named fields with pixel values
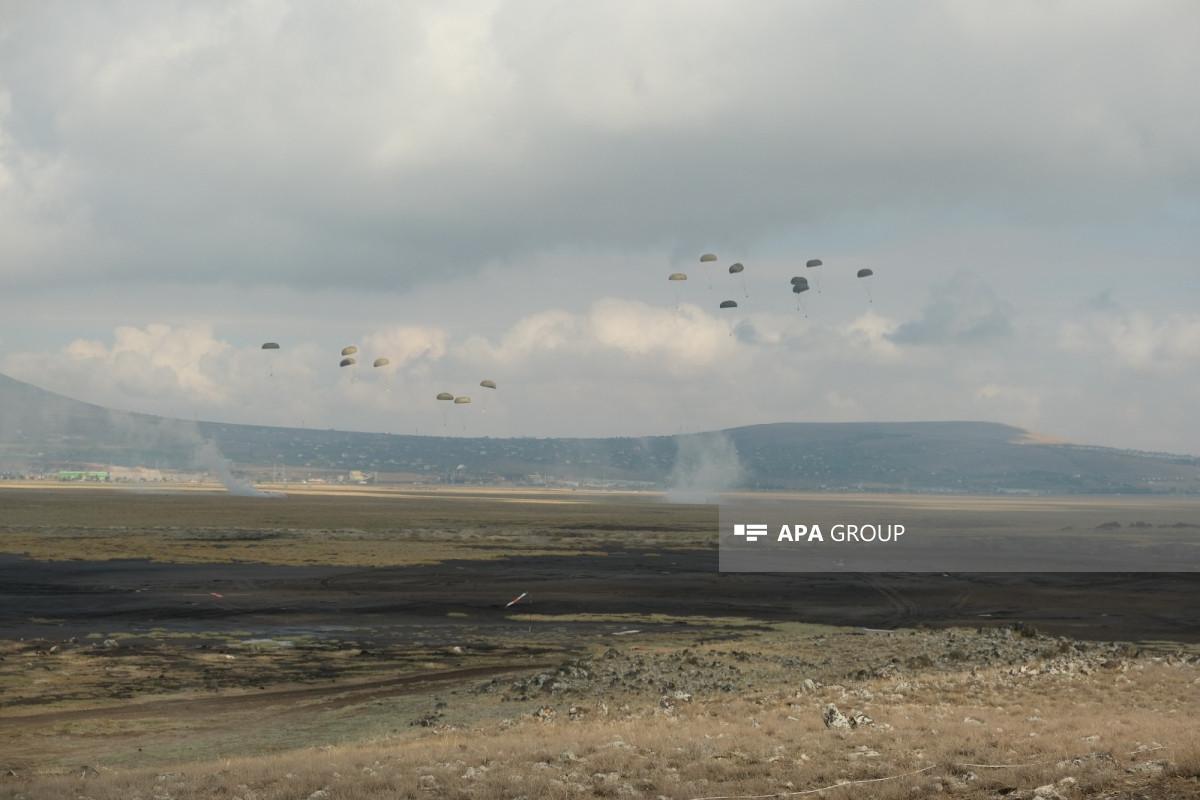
left=2, top=372, right=1198, bottom=493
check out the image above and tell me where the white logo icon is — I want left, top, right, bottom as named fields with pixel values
left=733, top=524, right=768, bottom=543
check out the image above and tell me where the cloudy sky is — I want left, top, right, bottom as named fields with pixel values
left=2, top=1, right=1198, bottom=453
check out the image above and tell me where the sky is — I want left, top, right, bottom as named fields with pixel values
left=1, top=1, right=1198, bottom=453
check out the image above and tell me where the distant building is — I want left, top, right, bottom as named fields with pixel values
left=107, top=466, right=165, bottom=482
left=57, top=471, right=109, bottom=482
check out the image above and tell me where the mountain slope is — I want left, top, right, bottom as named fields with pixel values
left=2, top=373, right=1197, bottom=493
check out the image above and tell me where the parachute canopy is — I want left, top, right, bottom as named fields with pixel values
left=728, top=263, right=744, bottom=274
left=454, top=396, right=471, bottom=404
left=373, top=358, right=390, bottom=368
left=339, top=357, right=356, bottom=367
left=792, top=283, right=809, bottom=294
left=261, top=342, right=280, bottom=350
left=857, top=268, right=874, bottom=278
left=668, top=272, right=687, bottom=281
left=480, top=379, right=497, bottom=389
left=699, top=253, right=718, bottom=262
left=790, top=276, right=808, bottom=286
left=806, top=259, right=823, bottom=268
left=719, top=300, right=738, bottom=309
left=436, top=392, right=454, bottom=401
left=341, top=345, right=358, bottom=356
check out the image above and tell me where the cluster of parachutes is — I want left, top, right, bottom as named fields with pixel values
left=436, top=379, right=498, bottom=428
left=260, top=341, right=500, bottom=428
left=670, top=253, right=876, bottom=327
left=435, top=379, right=497, bottom=407
left=258, top=250, right=877, bottom=424
left=333, top=344, right=391, bottom=371
left=787, top=261, right=875, bottom=315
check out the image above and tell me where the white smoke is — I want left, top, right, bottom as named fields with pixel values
left=194, top=439, right=285, bottom=497
left=664, top=432, right=742, bottom=504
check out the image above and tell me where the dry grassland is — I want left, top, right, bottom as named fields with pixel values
left=4, top=631, right=1199, bottom=799
left=0, top=482, right=712, bottom=565
left=2, top=485, right=1199, bottom=798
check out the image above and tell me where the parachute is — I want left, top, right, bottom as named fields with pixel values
left=806, top=259, right=823, bottom=292
left=261, top=342, right=280, bottom=378
left=668, top=272, right=689, bottom=309
left=341, top=345, right=358, bottom=356
left=790, top=276, right=809, bottom=287
left=857, top=268, right=875, bottom=303
left=454, top=396, right=471, bottom=404
left=718, top=299, right=739, bottom=336
left=339, top=357, right=356, bottom=367
left=373, top=358, right=390, bottom=368
left=793, top=281, right=809, bottom=315
left=699, top=253, right=717, bottom=288
left=728, top=262, right=747, bottom=298
left=436, top=392, right=455, bottom=427
left=478, top=379, right=498, bottom=413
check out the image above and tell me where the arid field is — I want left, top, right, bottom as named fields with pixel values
left=1, top=484, right=1199, bottom=799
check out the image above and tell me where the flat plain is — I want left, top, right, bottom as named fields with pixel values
left=2, top=484, right=1199, bottom=799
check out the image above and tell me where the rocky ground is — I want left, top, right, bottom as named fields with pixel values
left=3, top=487, right=1199, bottom=797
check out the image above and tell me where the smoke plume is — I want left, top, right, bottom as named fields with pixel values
left=194, top=439, right=285, bottom=497
left=664, top=432, right=742, bottom=503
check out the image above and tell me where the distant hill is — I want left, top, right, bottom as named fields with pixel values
left=2, top=372, right=1198, bottom=493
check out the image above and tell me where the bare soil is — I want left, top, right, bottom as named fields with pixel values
left=2, top=484, right=1199, bottom=797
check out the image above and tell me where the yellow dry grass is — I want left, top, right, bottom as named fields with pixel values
left=5, top=648, right=1198, bottom=799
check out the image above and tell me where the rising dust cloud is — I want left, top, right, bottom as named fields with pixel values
left=194, top=440, right=284, bottom=498
left=664, top=432, right=742, bottom=504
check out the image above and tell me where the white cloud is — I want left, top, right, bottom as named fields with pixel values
left=1058, top=312, right=1200, bottom=371
left=2, top=2, right=1199, bottom=453
left=361, top=325, right=448, bottom=369
left=7, top=324, right=233, bottom=411
left=889, top=272, right=1015, bottom=346
left=459, top=298, right=737, bottom=374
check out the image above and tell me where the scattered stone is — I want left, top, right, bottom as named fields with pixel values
left=822, top=704, right=850, bottom=729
